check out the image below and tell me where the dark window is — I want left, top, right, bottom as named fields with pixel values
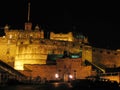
left=107, top=51, right=110, bottom=54
left=80, top=46, right=82, bottom=48
left=21, top=42, right=23, bottom=44
left=100, top=50, right=103, bottom=53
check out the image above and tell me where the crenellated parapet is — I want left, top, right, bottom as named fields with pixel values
left=50, top=32, right=74, bottom=41
left=4, top=24, right=44, bottom=40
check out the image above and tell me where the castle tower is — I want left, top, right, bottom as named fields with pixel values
left=25, top=2, right=32, bottom=30
left=82, top=45, right=92, bottom=63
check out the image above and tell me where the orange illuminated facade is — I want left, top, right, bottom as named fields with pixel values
left=0, top=1, right=120, bottom=83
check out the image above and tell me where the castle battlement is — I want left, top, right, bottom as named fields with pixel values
left=93, top=47, right=120, bottom=55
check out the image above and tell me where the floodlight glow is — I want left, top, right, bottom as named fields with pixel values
left=55, top=73, right=59, bottom=78
left=69, top=75, right=73, bottom=79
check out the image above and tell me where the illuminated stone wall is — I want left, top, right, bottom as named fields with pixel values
left=50, top=32, right=73, bottom=41
left=0, top=41, right=16, bottom=67
left=0, top=25, right=46, bottom=70
left=20, top=58, right=91, bottom=81
left=15, top=44, right=48, bottom=70
left=15, top=39, right=85, bottom=70
left=56, top=58, right=92, bottom=79
left=82, top=45, right=92, bottom=62
left=21, top=64, right=57, bottom=80
left=92, top=48, right=120, bottom=68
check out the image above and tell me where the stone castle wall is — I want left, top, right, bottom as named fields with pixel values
left=82, top=45, right=92, bottom=62
left=0, top=42, right=16, bottom=67
left=56, top=58, right=92, bottom=79
left=15, top=39, right=85, bottom=70
left=50, top=32, right=73, bottom=41
left=22, top=64, right=57, bottom=80
left=20, top=58, right=92, bottom=81
left=1, top=35, right=120, bottom=70
left=92, top=47, right=120, bottom=68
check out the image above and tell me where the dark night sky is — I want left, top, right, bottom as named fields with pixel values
left=0, top=0, right=120, bottom=50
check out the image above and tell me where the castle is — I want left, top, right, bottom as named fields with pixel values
left=0, top=2, right=120, bottom=82
left=0, top=23, right=90, bottom=70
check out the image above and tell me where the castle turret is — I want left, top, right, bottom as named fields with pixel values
left=35, top=24, right=40, bottom=31
left=4, top=24, right=9, bottom=32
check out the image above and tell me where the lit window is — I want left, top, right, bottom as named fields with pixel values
left=9, top=35, right=12, bottom=39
